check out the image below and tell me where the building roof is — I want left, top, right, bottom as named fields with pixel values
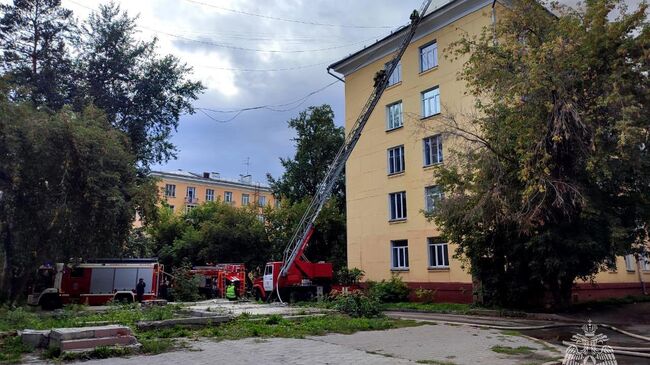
left=328, top=0, right=499, bottom=76
left=151, top=170, right=272, bottom=191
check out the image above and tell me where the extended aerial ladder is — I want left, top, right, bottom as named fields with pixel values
left=273, top=0, right=434, bottom=301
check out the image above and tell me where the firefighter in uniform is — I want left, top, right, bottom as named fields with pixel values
left=226, top=281, right=236, bottom=300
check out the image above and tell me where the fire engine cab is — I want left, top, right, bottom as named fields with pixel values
left=28, top=258, right=162, bottom=309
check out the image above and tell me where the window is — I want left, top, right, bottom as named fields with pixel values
left=206, top=189, right=214, bottom=202
left=386, top=61, right=401, bottom=86
left=386, top=102, right=403, bottom=130
left=258, top=195, right=267, bottom=207
left=389, top=191, right=407, bottom=221
left=624, top=254, right=635, bottom=272
left=186, top=186, right=197, bottom=203
left=224, top=191, right=233, bottom=203
left=168, top=205, right=174, bottom=212
left=274, top=199, right=281, bottom=208
left=428, top=238, right=449, bottom=268
left=422, top=87, right=440, bottom=117
left=164, top=184, right=176, bottom=197
left=242, top=194, right=250, bottom=205
left=425, top=186, right=444, bottom=213
left=643, top=255, right=650, bottom=271
left=423, top=135, right=443, bottom=166
left=257, top=214, right=265, bottom=223
left=185, top=205, right=196, bottom=213
left=420, top=42, right=438, bottom=72
left=391, top=240, right=409, bottom=270
left=387, top=145, right=405, bottom=175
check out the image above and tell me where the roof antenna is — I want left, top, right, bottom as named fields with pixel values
left=244, top=157, right=250, bottom=175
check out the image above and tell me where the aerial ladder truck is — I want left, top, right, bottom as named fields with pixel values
left=252, top=0, right=434, bottom=302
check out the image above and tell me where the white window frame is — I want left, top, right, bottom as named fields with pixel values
left=422, top=87, right=440, bottom=118
left=624, top=254, right=636, bottom=272
left=386, top=101, right=403, bottom=130
left=168, top=205, right=174, bottom=212
left=391, top=240, right=409, bottom=270
left=388, top=191, right=407, bottom=221
left=423, top=135, right=443, bottom=166
left=387, top=145, right=405, bottom=175
left=224, top=191, right=233, bottom=203
left=425, top=186, right=444, bottom=213
left=428, top=238, right=450, bottom=268
left=206, top=189, right=214, bottom=202
left=242, top=194, right=250, bottom=205
left=420, top=42, right=438, bottom=72
left=258, top=195, right=266, bottom=207
left=186, top=186, right=197, bottom=203
left=164, top=184, right=176, bottom=197
left=185, top=205, right=196, bottom=213
left=386, top=61, right=401, bottom=86
left=643, top=255, right=650, bottom=271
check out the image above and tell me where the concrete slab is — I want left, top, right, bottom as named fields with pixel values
left=49, top=325, right=131, bottom=342
left=188, top=299, right=323, bottom=317
left=20, top=329, right=51, bottom=348
left=60, top=336, right=138, bottom=351
left=135, top=316, right=231, bottom=330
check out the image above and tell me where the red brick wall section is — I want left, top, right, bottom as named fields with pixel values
left=571, top=282, right=647, bottom=303
left=406, top=282, right=474, bottom=304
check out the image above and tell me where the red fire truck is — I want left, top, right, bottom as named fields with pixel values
left=190, top=264, right=246, bottom=299
left=28, top=259, right=162, bottom=309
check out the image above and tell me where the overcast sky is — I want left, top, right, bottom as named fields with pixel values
left=60, top=0, right=640, bottom=184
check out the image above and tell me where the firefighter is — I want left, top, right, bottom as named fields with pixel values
left=373, top=69, right=386, bottom=87
left=226, top=281, right=236, bottom=301
left=410, top=10, right=420, bottom=24
left=136, top=278, right=146, bottom=302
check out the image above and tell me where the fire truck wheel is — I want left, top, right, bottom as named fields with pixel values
left=40, top=295, right=62, bottom=310
left=114, top=294, right=133, bottom=303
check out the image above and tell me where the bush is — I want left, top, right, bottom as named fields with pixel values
left=171, top=261, right=201, bottom=302
left=335, top=267, right=365, bottom=285
left=415, top=287, right=437, bottom=303
left=332, top=291, right=382, bottom=318
left=367, top=274, right=410, bottom=303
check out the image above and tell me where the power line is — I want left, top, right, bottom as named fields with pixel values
left=140, top=26, right=381, bottom=54
left=195, top=80, right=340, bottom=123
left=193, top=61, right=330, bottom=72
left=179, top=0, right=398, bottom=29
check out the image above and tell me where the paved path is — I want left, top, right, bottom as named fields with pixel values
left=35, top=323, right=561, bottom=365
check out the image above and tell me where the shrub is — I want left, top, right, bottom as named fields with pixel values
left=171, top=261, right=201, bottom=302
left=332, top=291, right=382, bottom=318
left=367, top=274, right=410, bottom=303
left=415, top=287, right=437, bottom=303
left=335, top=267, right=365, bottom=285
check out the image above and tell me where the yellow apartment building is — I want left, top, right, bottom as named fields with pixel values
left=329, top=0, right=649, bottom=303
left=151, top=170, right=277, bottom=215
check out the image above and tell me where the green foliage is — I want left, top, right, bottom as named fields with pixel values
left=267, top=105, right=345, bottom=204
left=379, top=302, right=470, bottom=314
left=149, top=201, right=270, bottom=271
left=431, top=0, right=650, bottom=308
left=414, top=288, right=437, bottom=303
left=170, top=261, right=201, bottom=302
left=139, top=338, right=173, bottom=354
left=0, top=0, right=77, bottom=110
left=335, top=267, right=365, bottom=285
left=332, top=291, right=382, bottom=318
left=490, top=346, right=534, bottom=355
left=0, top=102, right=140, bottom=302
left=0, top=335, right=31, bottom=364
left=367, top=275, right=410, bottom=303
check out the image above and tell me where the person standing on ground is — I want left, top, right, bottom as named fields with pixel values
left=226, top=281, right=236, bottom=301
left=136, top=278, right=146, bottom=302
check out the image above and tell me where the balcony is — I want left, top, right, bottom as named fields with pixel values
left=185, top=196, right=199, bottom=204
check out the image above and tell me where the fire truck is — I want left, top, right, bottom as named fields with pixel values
left=28, top=259, right=162, bottom=309
left=252, top=0, right=432, bottom=302
left=190, top=264, right=247, bottom=299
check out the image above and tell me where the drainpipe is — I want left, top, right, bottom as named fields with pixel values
left=491, top=0, right=498, bottom=45
left=327, top=67, right=345, bottom=83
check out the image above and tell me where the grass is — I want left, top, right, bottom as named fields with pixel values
left=500, top=330, right=522, bottom=336
left=491, top=345, right=534, bottom=355
left=0, top=336, right=32, bottom=364
left=379, top=302, right=471, bottom=314
left=416, top=360, right=457, bottom=365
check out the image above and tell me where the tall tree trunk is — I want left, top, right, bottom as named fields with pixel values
left=1, top=222, right=14, bottom=302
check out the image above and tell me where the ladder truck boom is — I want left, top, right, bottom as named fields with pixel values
left=278, top=0, right=434, bottom=280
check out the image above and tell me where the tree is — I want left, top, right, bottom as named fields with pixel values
left=267, top=105, right=345, bottom=203
left=78, top=2, right=204, bottom=168
left=429, top=0, right=649, bottom=308
left=0, top=0, right=76, bottom=110
left=266, top=105, right=347, bottom=270
left=0, top=97, right=141, bottom=302
left=149, top=201, right=270, bottom=271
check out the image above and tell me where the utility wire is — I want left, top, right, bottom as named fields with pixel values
left=179, top=0, right=398, bottom=29
left=194, top=61, right=330, bottom=72
left=139, top=26, right=381, bottom=54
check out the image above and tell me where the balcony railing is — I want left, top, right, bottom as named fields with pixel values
left=185, top=196, right=199, bottom=204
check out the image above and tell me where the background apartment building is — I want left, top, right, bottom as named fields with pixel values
left=330, top=0, right=649, bottom=302
left=151, top=170, right=276, bottom=214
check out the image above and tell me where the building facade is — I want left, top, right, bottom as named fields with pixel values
left=150, top=170, right=276, bottom=215
left=330, top=0, right=649, bottom=303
